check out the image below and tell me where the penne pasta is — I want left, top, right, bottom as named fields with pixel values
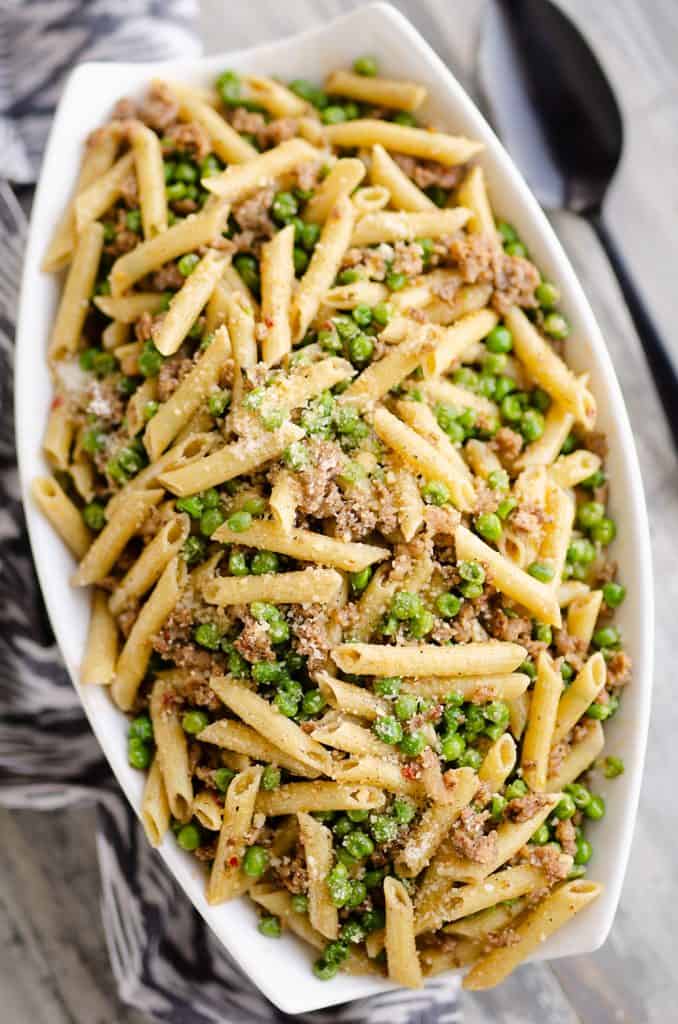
left=203, top=137, right=318, bottom=199
left=213, top=518, right=388, bottom=572
left=260, top=223, right=295, bottom=365
left=323, top=120, right=482, bottom=165
left=208, top=766, right=263, bottom=904
left=324, top=70, right=427, bottom=111
left=152, top=249, right=228, bottom=357
left=332, top=640, right=527, bottom=677
left=150, top=677, right=193, bottom=822
left=368, top=143, right=435, bottom=211
left=141, top=757, right=171, bottom=847
left=130, top=120, right=168, bottom=238
left=552, top=652, right=607, bottom=745
left=80, top=589, right=118, bottom=685
left=72, top=489, right=163, bottom=587
left=31, top=477, right=92, bottom=559
left=163, top=79, right=258, bottom=164
left=304, top=158, right=366, bottom=224
left=351, top=207, right=470, bottom=247
left=384, top=878, right=422, bottom=988
left=256, top=782, right=385, bottom=816
left=520, top=650, right=563, bottom=791
left=202, top=567, right=344, bottom=606
left=48, top=221, right=104, bottom=360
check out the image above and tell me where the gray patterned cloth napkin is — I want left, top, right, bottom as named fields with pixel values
left=0, top=1, right=461, bottom=1020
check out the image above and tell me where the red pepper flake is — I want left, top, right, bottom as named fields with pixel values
left=50, top=395, right=64, bottom=410
left=264, top=316, right=274, bottom=328
left=228, top=856, right=240, bottom=867
left=401, top=762, right=420, bottom=781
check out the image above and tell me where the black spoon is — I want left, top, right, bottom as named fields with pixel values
left=478, top=0, right=678, bottom=446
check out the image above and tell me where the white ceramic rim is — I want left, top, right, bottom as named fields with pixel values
left=15, top=3, right=654, bottom=1013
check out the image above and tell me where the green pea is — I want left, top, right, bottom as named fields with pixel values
left=505, top=779, right=528, bottom=800
left=194, top=622, right=221, bottom=650
left=363, top=868, right=385, bottom=889
left=386, top=271, right=408, bottom=291
left=603, top=755, right=624, bottom=778
left=586, top=702, right=610, bottom=720
left=350, top=303, right=372, bottom=328
left=327, top=877, right=352, bottom=908
left=343, top=830, right=374, bottom=860
left=269, top=618, right=290, bottom=644
left=216, top=69, right=242, bottom=106
left=490, top=794, right=507, bottom=820
left=349, top=332, right=374, bottom=366
left=302, top=689, right=326, bottom=716
left=422, top=480, right=450, bottom=506
left=497, top=221, right=518, bottom=245
left=258, top=915, right=281, bottom=938
left=233, top=253, right=260, bottom=292
left=226, top=510, right=252, bottom=533
left=176, top=495, right=203, bottom=519
left=374, top=676, right=402, bottom=697
left=590, top=517, right=616, bottom=545
left=182, top=710, right=209, bottom=735
left=292, top=246, right=309, bottom=275
left=581, top=468, right=605, bottom=490
left=353, top=54, right=378, bottom=76
left=501, top=393, right=524, bottom=423
left=299, top=221, right=320, bottom=250
left=577, top=501, right=605, bottom=529
left=521, top=408, right=545, bottom=442
left=426, top=184, right=448, bottom=207
left=392, top=591, right=423, bottom=621
left=535, top=623, right=552, bottom=645
left=370, top=300, right=393, bottom=326
left=399, top=731, right=426, bottom=756
left=574, top=837, right=593, bottom=865
left=441, top=732, right=465, bottom=761
left=129, top=715, right=153, bottom=743
left=543, top=312, right=570, bottom=339
left=567, top=537, right=596, bottom=565
left=373, top=715, right=403, bottom=745
left=560, top=431, right=577, bottom=455
left=593, top=625, right=620, bottom=649
left=527, top=561, right=555, bottom=583
left=584, top=795, right=605, bottom=820
left=199, top=507, right=224, bottom=537
left=243, top=845, right=269, bottom=878
left=475, top=512, right=502, bottom=543
left=178, top=252, right=200, bottom=277
left=200, top=487, right=219, bottom=509
left=535, top=280, right=560, bottom=309
left=200, top=154, right=222, bottom=178
left=436, top=592, right=462, bottom=619
left=554, top=794, right=577, bottom=819
left=392, top=110, right=416, bottom=126
left=561, top=660, right=575, bottom=683
left=496, top=497, right=517, bottom=520
left=289, top=79, right=328, bottom=109
left=483, top=352, right=507, bottom=376
left=251, top=550, right=279, bottom=575
left=124, top=208, right=141, bottom=233
left=505, top=241, right=527, bottom=258
left=458, top=747, right=483, bottom=770
left=139, top=340, right=164, bottom=378
left=485, top=701, right=510, bottom=726
left=214, top=767, right=235, bottom=793
left=520, top=659, right=537, bottom=680
left=459, top=560, right=485, bottom=584
left=532, top=823, right=550, bottom=845
left=128, top=736, right=152, bottom=770
left=350, top=566, right=372, bottom=594
left=313, top=958, right=339, bottom=980
left=291, top=894, right=308, bottom=913
left=602, top=581, right=626, bottom=608
left=417, top=236, right=435, bottom=262
left=181, top=535, right=206, bottom=565
left=275, top=688, right=299, bottom=718
left=166, top=181, right=187, bottom=202
left=410, top=608, right=434, bottom=638
left=563, top=786, right=592, bottom=811
left=321, top=105, right=348, bottom=124
left=531, top=387, right=551, bottom=413
left=486, top=325, right=513, bottom=353
left=370, top=814, right=399, bottom=844
left=177, top=823, right=202, bottom=851
left=82, top=501, right=106, bottom=531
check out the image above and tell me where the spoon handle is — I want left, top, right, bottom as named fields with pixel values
left=590, top=211, right=678, bottom=447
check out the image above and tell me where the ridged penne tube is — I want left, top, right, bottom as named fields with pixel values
left=256, top=782, right=386, bottom=816
left=551, top=449, right=602, bottom=489
left=126, top=378, right=158, bottom=436
left=223, top=262, right=260, bottom=314
left=464, top=439, right=503, bottom=480
left=369, top=143, right=435, bottom=212
left=421, top=379, right=499, bottom=420
left=384, top=878, right=422, bottom=988
left=112, top=339, right=142, bottom=375
left=101, top=319, right=130, bottom=350
left=203, top=137, right=318, bottom=199
left=210, top=677, right=334, bottom=776
left=552, top=652, right=607, bottom=745
left=463, top=881, right=602, bottom=990
left=373, top=405, right=474, bottom=511
left=144, top=326, right=230, bottom=458
left=351, top=185, right=390, bottom=215
left=43, top=128, right=118, bottom=271
left=153, top=249, right=227, bottom=357
left=31, top=477, right=92, bottom=559
left=111, top=557, right=185, bottom=711
left=393, top=464, right=424, bottom=542
left=444, top=898, right=527, bottom=941
left=207, top=766, right=263, bottom=905
left=249, top=886, right=325, bottom=950
left=298, top=815, right=338, bottom=947
left=158, top=421, right=303, bottom=495
left=454, top=525, right=562, bottom=628
left=456, top=165, right=497, bottom=238
left=269, top=470, right=299, bottom=533
left=108, top=514, right=189, bottom=615
left=311, top=716, right=396, bottom=759
left=130, top=120, right=167, bottom=238
left=48, top=221, right=104, bottom=360
left=341, top=326, right=437, bottom=407
left=304, top=158, right=366, bottom=223
left=75, top=151, right=135, bottom=231
left=425, top=284, right=495, bottom=326
left=149, top=677, right=193, bottom=822
left=539, top=484, right=575, bottom=589
left=421, top=941, right=482, bottom=976
left=479, top=733, right=517, bottom=793
left=333, top=756, right=424, bottom=798
left=291, top=194, right=355, bottom=342
left=521, top=651, right=563, bottom=791
left=324, top=70, right=427, bottom=111
left=42, top=399, right=73, bottom=469
left=141, top=756, right=170, bottom=847
left=198, top=719, right=319, bottom=778
left=162, top=80, right=257, bottom=164
left=401, top=673, right=530, bottom=703
left=350, top=206, right=469, bottom=247
left=567, top=589, right=604, bottom=648
left=505, top=307, right=596, bottom=427
left=395, top=769, right=478, bottom=877
left=242, top=74, right=308, bottom=116
left=415, top=863, right=547, bottom=936
left=315, top=671, right=388, bottom=720
left=202, top=567, right=344, bottom=607
left=432, top=794, right=561, bottom=885
left=324, top=120, right=482, bottom=166
left=559, top=580, right=591, bottom=607
left=193, top=790, right=224, bottom=831
left=72, top=489, right=163, bottom=587
left=204, top=278, right=231, bottom=334
left=332, top=640, right=527, bottom=678
left=70, top=457, right=96, bottom=503
left=395, top=399, right=476, bottom=509
left=260, top=223, right=295, bottom=365
left=508, top=691, right=530, bottom=740
left=422, top=308, right=499, bottom=377
left=110, top=200, right=229, bottom=296
left=213, top=519, right=388, bottom=573
left=94, top=291, right=167, bottom=323
left=515, top=398, right=575, bottom=469
left=324, top=281, right=389, bottom=309
left=81, top=590, right=118, bottom=685
left=105, top=432, right=217, bottom=518
left=546, top=721, right=604, bottom=791
left=260, top=355, right=354, bottom=413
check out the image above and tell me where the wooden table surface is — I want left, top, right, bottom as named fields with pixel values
left=4, top=1, right=677, bottom=1021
